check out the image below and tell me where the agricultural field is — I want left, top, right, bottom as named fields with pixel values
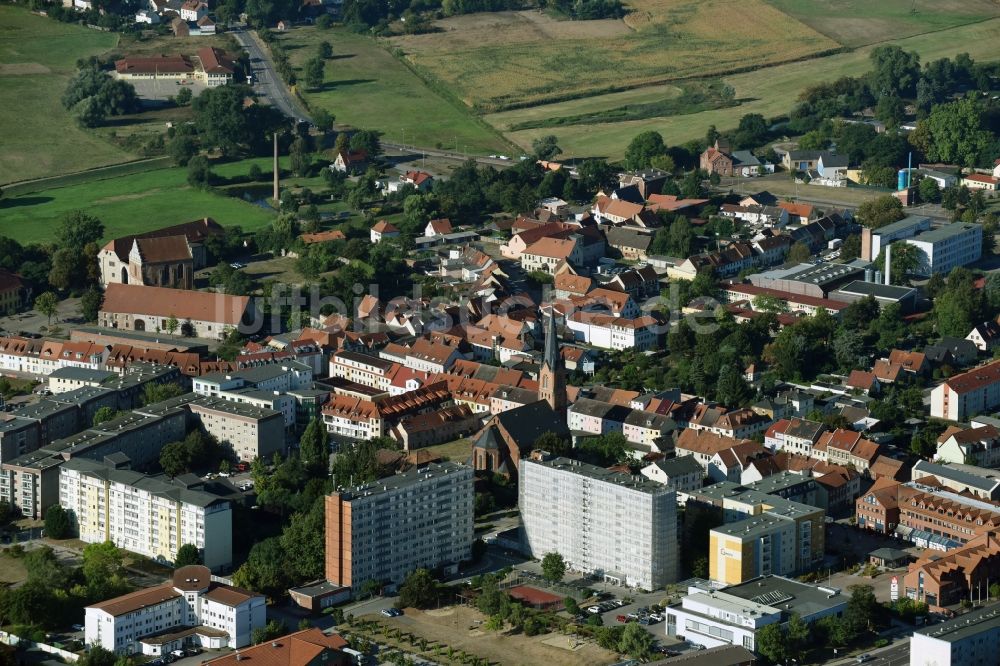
left=0, top=163, right=275, bottom=244
left=766, top=0, right=1000, bottom=47
left=273, top=27, right=510, bottom=154
left=0, top=6, right=133, bottom=185
left=497, top=18, right=1000, bottom=159
left=389, top=0, right=840, bottom=111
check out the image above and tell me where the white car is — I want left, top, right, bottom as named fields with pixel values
left=230, top=262, right=245, bottom=269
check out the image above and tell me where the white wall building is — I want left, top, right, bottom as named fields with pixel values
left=904, top=222, right=982, bottom=276
left=909, top=605, right=1000, bottom=666
left=930, top=360, right=1000, bottom=421
left=85, top=565, right=265, bottom=656
left=60, top=458, right=233, bottom=571
left=520, top=457, right=678, bottom=589
left=565, top=312, right=657, bottom=351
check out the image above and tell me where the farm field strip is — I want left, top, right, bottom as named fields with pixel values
left=498, top=18, right=1000, bottom=159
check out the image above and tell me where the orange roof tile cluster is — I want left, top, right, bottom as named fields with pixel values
left=115, top=54, right=193, bottom=75
left=202, top=628, right=349, bottom=666
left=815, top=428, right=880, bottom=465
left=889, top=349, right=926, bottom=373
left=105, top=344, right=202, bottom=376
left=426, top=218, right=452, bottom=234
left=777, top=201, right=815, bottom=218
left=301, top=230, right=346, bottom=244
left=371, top=220, right=399, bottom=234
left=943, top=360, right=1000, bottom=395
left=676, top=428, right=753, bottom=456
left=523, top=237, right=576, bottom=260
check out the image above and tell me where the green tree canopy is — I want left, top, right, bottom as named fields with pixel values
left=541, top=552, right=566, bottom=583
left=174, top=544, right=202, bottom=568
left=44, top=504, right=71, bottom=539
left=398, top=568, right=440, bottom=609
left=625, top=131, right=667, bottom=169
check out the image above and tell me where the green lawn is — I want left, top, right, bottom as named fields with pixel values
left=766, top=0, right=1000, bottom=47
left=273, top=26, right=510, bottom=154
left=0, top=6, right=135, bottom=185
left=500, top=18, right=1000, bottom=159
left=0, top=165, right=276, bottom=244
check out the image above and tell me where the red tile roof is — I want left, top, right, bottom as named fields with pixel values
left=101, top=283, right=250, bottom=326
left=944, top=360, right=1000, bottom=394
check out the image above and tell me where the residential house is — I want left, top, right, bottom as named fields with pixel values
left=967, top=321, right=1000, bottom=352
left=777, top=201, right=816, bottom=225
left=370, top=220, right=400, bottom=243
left=605, top=227, right=653, bottom=261
left=331, top=149, right=368, bottom=174
left=930, top=359, right=1000, bottom=421
left=424, top=218, right=453, bottom=237
left=936, top=425, right=1000, bottom=467
left=520, top=237, right=581, bottom=273
left=640, top=455, right=703, bottom=494
left=0, top=270, right=23, bottom=315
left=764, top=418, right=826, bottom=457
left=961, top=173, right=999, bottom=191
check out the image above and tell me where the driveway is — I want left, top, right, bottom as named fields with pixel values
left=0, top=296, right=82, bottom=338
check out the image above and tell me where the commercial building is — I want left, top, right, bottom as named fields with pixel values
left=930, top=360, right=1000, bottom=421
left=748, top=262, right=864, bottom=299
left=519, top=457, right=678, bottom=589
left=904, top=222, right=982, bottom=276
left=59, top=458, right=233, bottom=571
left=85, top=565, right=265, bottom=655
left=913, top=459, right=1000, bottom=501
left=324, top=462, right=474, bottom=594
left=665, top=576, right=847, bottom=653
left=909, top=603, right=1000, bottom=665
left=903, top=529, right=1000, bottom=612
left=860, top=216, right=932, bottom=261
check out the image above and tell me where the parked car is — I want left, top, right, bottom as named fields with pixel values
left=230, top=262, right=246, bottom=269
left=586, top=606, right=602, bottom=614
left=616, top=615, right=627, bottom=623
left=186, top=648, right=202, bottom=656
left=381, top=608, right=403, bottom=617
left=856, top=656, right=872, bottom=664
left=171, top=650, right=186, bottom=658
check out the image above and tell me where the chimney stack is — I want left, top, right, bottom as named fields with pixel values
left=885, top=243, right=892, bottom=286
left=273, top=132, right=280, bottom=203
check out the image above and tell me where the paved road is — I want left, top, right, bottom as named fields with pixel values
left=828, top=638, right=910, bottom=666
left=231, top=29, right=310, bottom=123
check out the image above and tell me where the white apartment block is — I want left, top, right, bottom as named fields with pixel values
left=59, top=458, right=233, bottom=571
left=520, top=457, right=678, bottom=590
left=85, top=565, right=264, bottom=656
left=930, top=360, right=1000, bottom=421
left=909, top=605, right=1000, bottom=666
left=192, top=362, right=313, bottom=397
left=325, top=462, right=474, bottom=593
left=328, top=351, right=395, bottom=391
left=904, top=222, right=982, bottom=276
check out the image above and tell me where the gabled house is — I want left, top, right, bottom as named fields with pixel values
left=424, top=218, right=453, bottom=237
left=605, top=227, right=653, bottom=261
left=966, top=321, right=1000, bottom=352
left=370, top=220, right=400, bottom=244
left=331, top=149, right=368, bottom=174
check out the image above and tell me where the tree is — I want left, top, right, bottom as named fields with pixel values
left=82, top=540, right=129, bottom=599
left=541, top=552, right=566, bottom=583
left=349, top=129, right=381, bottom=156
left=174, top=543, right=202, bottom=567
left=624, top=131, right=667, bottom=169
left=845, top=584, right=879, bottom=635
left=398, top=568, right=439, bottom=609
left=279, top=495, right=326, bottom=582
left=143, top=381, right=185, bottom=405
left=233, top=537, right=292, bottom=598
left=755, top=622, right=787, bottom=664
left=299, top=417, right=330, bottom=473
left=75, top=95, right=106, bottom=127
left=533, top=431, right=570, bottom=456
left=169, top=133, right=198, bottom=166
left=80, top=287, right=103, bottom=322
left=319, top=41, right=333, bottom=59
left=918, top=98, right=994, bottom=167
left=175, top=86, right=193, bottom=106
left=187, top=155, right=214, bottom=188
left=785, top=613, right=810, bottom=659
left=564, top=597, right=580, bottom=615
left=617, top=621, right=654, bottom=660
left=869, top=45, right=920, bottom=97
left=787, top=241, right=812, bottom=263
left=857, top=195, right=905, bottom=229
left=165, top=315, right=179, bottom=336
left=92, top=406, right=119, bottom=427
left=734, top=113, right=768, bottom=149
left=668, top=217, right=694, bottom=257
left=532, top=135, right=562, bottom=161
left=193, top=84, right=283, bottom=156
left=251, top=620, right=287, bottom=645
left=77, top=647, right=117, bottom=666
left=44, top=504, right=71, bottom=539
left=874, top=95, right=905, bottom=128
left=57, top=210, right=104, bottom=248
left=716, top=364, right=752, bottom=406
left=305, top=57, right=325, bottom=90
left=34, top=291, right=59, bottom=325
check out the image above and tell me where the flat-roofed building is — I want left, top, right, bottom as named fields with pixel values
left=188, top=398, right=285, bottom=462
left=60, top=458, right=233, bottom=571
left=909, top=600, right=1000, bottom=664
left=325, top=462, right=474, bottom=594
left=904, top=222, right=982, bottom=276
left=520, top=456, right=678, bottom=589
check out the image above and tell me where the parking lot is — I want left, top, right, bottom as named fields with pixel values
left=128, top=77, right=207, bottom=103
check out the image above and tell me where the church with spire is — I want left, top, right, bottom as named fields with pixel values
left=538, top=312, right=567, bottom=414
left=468, top=311, right=569, bottom=483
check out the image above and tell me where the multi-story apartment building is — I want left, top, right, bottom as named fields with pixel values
left=931, top=360, right=1000, bottom=421
left=328, top=351, right=396, bottom=391
left=0, top=415, right=41, bottom=467
left=565, top=312, right=658, bottom=351
left=188, top=398, right=285, bottom=462
left=59, top=458, right=233, bottom=571
left=324, top=462, right=474, bottom=594
left=519, top=457, right=678, bottom=589
left=85, top=565, right=265, bottom=655
left=193, top=362, right=313, bottom=397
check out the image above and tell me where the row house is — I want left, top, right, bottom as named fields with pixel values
left=903, top=529, right=1000, bottom=611
left=912, top=459, right=1000, bottom=502
left=688, top=405, right=770, bottom=440
left=565, top=311, right=658, bottom=351
left=321, top=382, right=453, bottom=443
left=674, top=428, right=754, bottom=472
left=764, top=418, right=826, bottom=456
left=328, top=350, right=396, bottom=391
left=719, top=204, right=789, bottom=227
left=672, top=242, right=756, bottom=280
left=567, top=398, right=675, bottom=452
left=814, top=429, right=881, bottom=474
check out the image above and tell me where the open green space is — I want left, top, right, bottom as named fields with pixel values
left=0, top=6, right=134, bottom=185
left=274, top=27, right=509, bottom=154
left=765, top=0, right=1000, bottom=47
left=499, top=18, right=1000, bottom=159
left=0, top=165, right=275, bottom=244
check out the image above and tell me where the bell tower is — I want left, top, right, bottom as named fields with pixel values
left=539, top=312, right=567, bottom=414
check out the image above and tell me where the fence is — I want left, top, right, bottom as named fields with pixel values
left=0, top=631, right=81, bottom=662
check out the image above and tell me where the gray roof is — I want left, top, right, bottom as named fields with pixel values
left=647, top=455, right=703, bottom=477
left=49, top=367, right=117, bottom=383
left=48, top=386, right=116, bottom=406
left=189, top=396, right=282, bottom=421
left=912, top=459, right=1000, bottom=493
left=606, top=227, right=652, bottom=251
left=651, top=645, right=756, bottom=666
left=872, top=215, right=931, bottom=238
left=730, top=150, right=760, bottom=167
left=834, top=280, right=916, bottom=300
left=915, top=604, right=1000, bottom=643
left=724, top=575, right=846, bottom=619
left=494, top=400, right=569, bottom=449
left=911, top=222, right=981, bottom=244
left=334, top=461, right=471, bottom=500
left=819, top=153, right=849, bottom=168
left=528, top=456, right=672, bottom=495
left=61, top=457, right=230, bottom=508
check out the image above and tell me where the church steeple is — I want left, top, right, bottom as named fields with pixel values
left=539, top=312, right=567, bottom=414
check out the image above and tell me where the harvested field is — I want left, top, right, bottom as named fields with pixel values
left=390, top=0, right=839, bottom=111
left=766, top=0, right=1000, bottom=47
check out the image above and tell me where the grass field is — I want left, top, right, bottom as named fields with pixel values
left=390, top=0, right=839, bottom=111
left=273, top=27, right=509, bottom=153
left=766, top=0, right=1000, bottom=47
left=0, top=165, right=275, bottom=244
left=497, top=18, right=1000, bottom=159
left=0, top=6, right=135, bottom=185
